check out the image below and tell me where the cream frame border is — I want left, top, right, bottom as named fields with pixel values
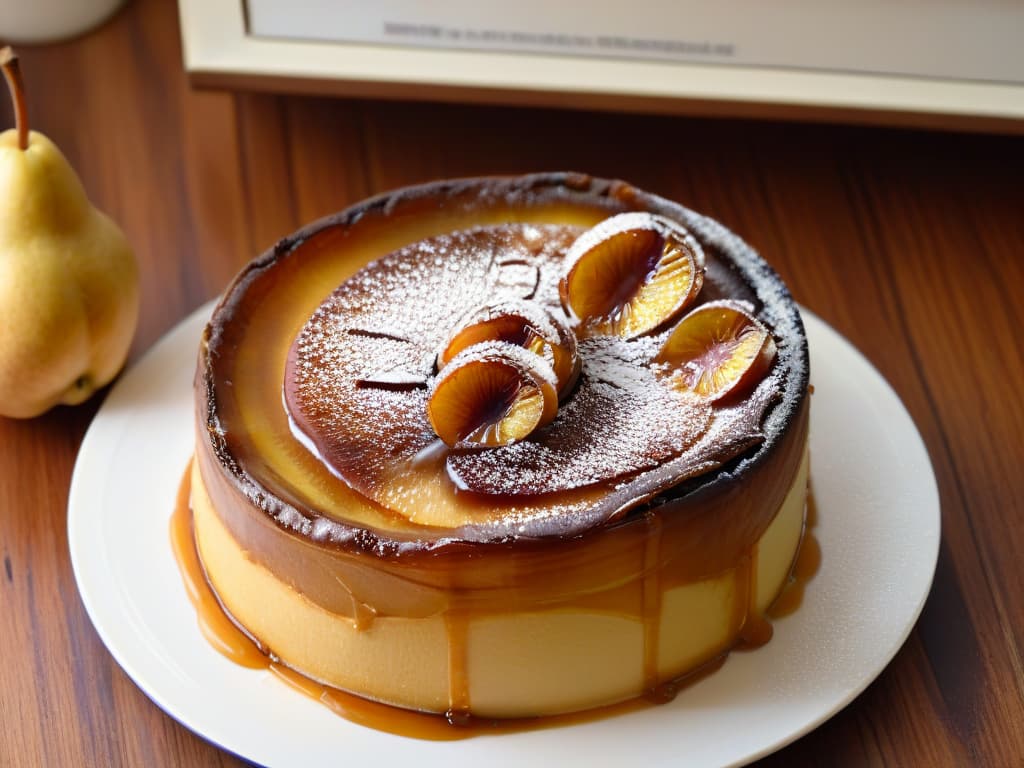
left=179, top=0, right=1024, bottom=133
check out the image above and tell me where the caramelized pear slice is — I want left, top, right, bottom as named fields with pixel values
left=427, top=341, right=559, bottom=448
left=438, top=300, right=580, bottom=397
left=654, top=300, right=776, bottom=402
left=560, top=212, right=704, bottom=339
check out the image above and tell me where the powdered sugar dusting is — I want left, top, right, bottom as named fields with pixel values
left=285, top=225, right=580, bottom=498
left=282, top=211, right=799, bottom=535
left=447, top=370, right=710, bottom=495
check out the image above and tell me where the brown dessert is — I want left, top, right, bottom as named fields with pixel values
left=189, top=173, right=810, bottom=722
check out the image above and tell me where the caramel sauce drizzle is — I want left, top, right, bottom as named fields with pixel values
left=171, top=464, right=820, bottom=739
left=444, top=610, right=473, bottom=725
left=738, top=546, right=774, bottom=648
left=770, top=490, right=821, bottom=619
left=169, top=461, right=264, bottom=669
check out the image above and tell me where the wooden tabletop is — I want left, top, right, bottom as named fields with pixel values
left=2, top=0, right=1022, bottom=765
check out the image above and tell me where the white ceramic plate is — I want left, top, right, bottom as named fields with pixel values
left=69, top=302, right=940, bottom=768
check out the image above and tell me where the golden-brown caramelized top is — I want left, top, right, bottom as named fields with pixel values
left=200, top=174, right=809, bottom=552
left=284, top=220, right=777, bottom=535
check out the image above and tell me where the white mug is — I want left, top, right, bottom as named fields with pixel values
left=1, top=0, right=127, bottom=43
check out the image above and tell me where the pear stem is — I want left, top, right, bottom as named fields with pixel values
left=0, top=47, right=29, bottom=151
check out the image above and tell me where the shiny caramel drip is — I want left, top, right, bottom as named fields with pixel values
left=444, top=610, right=472, bottom=725
left=173, top=463, right=821, bottom=738
left=270, top=664, right=469, bottom=741
left=169, top=461, right=265, bottom=669
left=349, top=600, right=377, bottom=631
left=770, top=490, right=822, bottom=619
left=738, top=546, right=774, bottom=648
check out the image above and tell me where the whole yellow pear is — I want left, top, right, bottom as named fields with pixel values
left=0, top=48, right=138, bottom=418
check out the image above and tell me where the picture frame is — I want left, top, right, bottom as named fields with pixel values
left=179, top=0, right=1024, bottom=133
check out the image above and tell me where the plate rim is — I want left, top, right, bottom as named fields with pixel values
left=68, top=301, right=941, bottom=768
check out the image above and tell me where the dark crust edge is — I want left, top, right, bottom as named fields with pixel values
left=199, top=172, right=810, bottom=557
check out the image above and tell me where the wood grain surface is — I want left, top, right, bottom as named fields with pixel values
left=1, top=0, right=1022, bottom=765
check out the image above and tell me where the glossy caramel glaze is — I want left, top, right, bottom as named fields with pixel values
left=770, top=489, right=822, bottom=619
left=169, top=460, right=265, bottom=670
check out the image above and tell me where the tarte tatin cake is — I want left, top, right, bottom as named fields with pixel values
left=189, top=173, right=810, bottom=722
